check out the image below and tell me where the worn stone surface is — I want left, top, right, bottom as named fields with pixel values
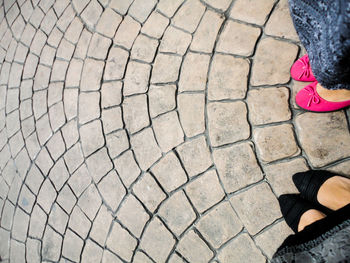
left=140, top=217, right=176, bottom=262
left=158, top=191, right=196, bottom=236
left=177, top=230, right=214, bottom=263
left=149, top=84, right=176, bottom=118
left=264, top=158, right=309, bottom=196
left=230, top=0, right=275, bottom=25
left=185, top=170, right=225, bottom=213
left=208, top=101, right=250, bottom=147
left=130, top=128, right=162, bottom=170
left=178, top=93, right=205, bottom=137
left=179, top=52, right=210, bottom=92
left=177, top=136, right=212, bottom=178
left=197, top=201, right=242, bottom=249
left=131, top=34, right=158, bottom=63
left=151, top=152, right=188, bottom=193
left=295, top=112, right=350, bottom=168
left=218, top=233, right=266, bottom=263
left=208, top=54, right=250, bottom=100
left=172, top=0, right=205, bottom=33
left=247, top=87, right=291, bottom=125
left=254, top=124, right=300, bottom=163
left=217, top=21, right=261, bottom=56
left=153, top=111, right=184, bottom=152
left=265, top=0, right=299, bottom=41
left=106, top=221, right=137, bottom=262
left=213, top=142, right=263, bottom=193
left=191, top=10, right=224, bottom=53
left=251, top=38, right=298, bottom=86
left=133, top=173, right=166, bottom=212
left=123, top=94, right=150, bottom=134
left=160, top=26, right=192, bottom=55
left=230, top=183, right=281, bottom=235
left=255, top=220, right=293, bottom=259
left=116, top=194, right=149, bottom=238
left=2, top=1, right=350, bottom=262
left=151, top=54, right=182, bottom=84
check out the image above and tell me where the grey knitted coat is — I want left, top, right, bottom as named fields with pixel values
left=289, top=0, right=350, bottom=90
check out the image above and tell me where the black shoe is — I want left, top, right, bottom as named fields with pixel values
left=292, top=170, right=342, bottom=211
left=278, top=194, right=317, bottom=233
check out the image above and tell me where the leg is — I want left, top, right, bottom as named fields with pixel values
left=316, top=83, right=350, bottom=102
left=317, top=175, right=350, bottom=210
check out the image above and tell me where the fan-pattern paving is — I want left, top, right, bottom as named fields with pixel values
left=1, top=0, right=350, bottom=262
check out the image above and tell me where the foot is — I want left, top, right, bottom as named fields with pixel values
left=290, top=54, right=317, bottom=82
left=278, top=194, right=325, bottom=233
left=317, top=175, right=350, bottom=210
left=295, top=81, right=350, bottom=112
left=298, top=209, right=326, bottom=232
left=316, top=83, right=350, bottom=102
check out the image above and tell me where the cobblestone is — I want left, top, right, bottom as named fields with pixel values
left=255, top=220, right=293, bottom=259
left=265, top=0, right=299, bottom=41
left=140, top=217, right=176, bottom=262
left=208, top=54, right=249, bottom=100
left=2, top=1, right=350, bottom=261
left=116, top=194, right=149, bottom=238
left=247, top=87, right=291, bottom=125
left=62, top=229, right=84, bottom=262
left=128, top=0, right=157, bottom=23
left=196, top=201, right=242, bottom=249
left=177, top=136, right=212, bottom=178
left=216, top=21, right=261, bottom=56
left=104, top=46, right=129, bottom=81
left=177, top=230, right=214, bottom=263
left=264, top=158, right=308, bottom=196
left=213, top=142, right=263, bottom=193
left=124, top=61, right=151, bottom=95
left=178, top=93, right=205, bottom=137
left=106, top=221, right=137, bottom=262
left=172, top=0, right=205, bottom=33
left=295, top=112, right=350, bottom=167
left=141, top=11, right=169, bottom=39
left=160, top=26, right=192, bottom=55
left=123, top=94, right=150, bottom=134
left=149, top=84, right=176, bottom=117
left=133, top=172, right=166, bottom=212
left=230, top=0, right=275, bottom=25
left=114, top=150, right=141, bottom=187
left=49, top=204, right=68, bottom=235
left=130, top=128, right=162, bottom=170
left=96, top=8, right=122, bottom=38
left=131, top=34, right=158, bottom=63
left=153, top=111, right=184, bottom=152
left=113, top=16, right=141, bottom=50
left=151, top=54, right=182, bottom=84
left=97, top=171, right=126, bottom=212
left=68, top=206, right=90, bottom=239
left=254, top=124, right=300, bottom=163
left=186, top=170, right=225, bottom=213
left=90, top=205, right=113, bottom=246
left=251, top=38, right=298, bottom=86
left=218, top=233, right=265, bottom=263
left=208, top=101, right=250, bottom=147
left=179, top=52, right=210, bottom=92
left=159, top=191, right=196, bottom=236
left=230, top=183, right=281, bottom=235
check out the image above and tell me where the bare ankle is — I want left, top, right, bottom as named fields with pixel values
left=317, top=176, right=350, bottom=210
left=316, top=84, right=350, bottom=102
left=298, top=209, right=326, bottom=232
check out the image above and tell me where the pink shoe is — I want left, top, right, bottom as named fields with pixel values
left=291, top=54, right=316, bottom=82
left=296, top=81, right=350, bottom=112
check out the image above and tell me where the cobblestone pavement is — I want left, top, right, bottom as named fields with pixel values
left=1, top=0, right=350, bottom=262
